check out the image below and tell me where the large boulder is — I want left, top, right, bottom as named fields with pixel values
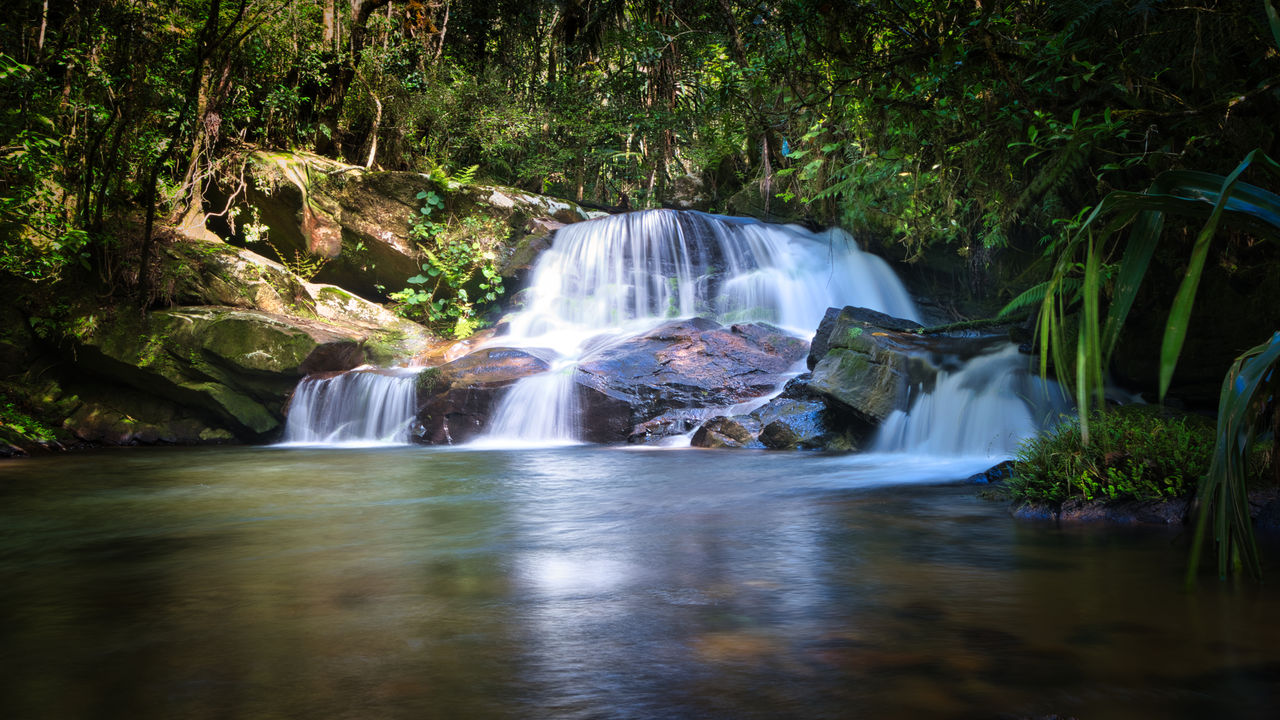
left=413, top=348, right=551, bottom=444
left=410, top=318, right=810, bottom=445
left=70, top=307, right=378, bottom=442
left=691, top=306, right=1029, bottom=452
left=805, top=307, right=933, bottom=425
left=163, top=238, right=434, bottom=363
left=226, top=151, right=601, bottom=300
left=575, top=318, right=810, bottom=443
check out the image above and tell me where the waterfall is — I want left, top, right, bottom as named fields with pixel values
left=503, top=210, right=920, bottom=353
left=475, top=363, right=582, bottom=447
left=281, top=366, right=422, bottom=446
left=481, top=210, right=921, bottom=443
left=872, top=344, right=1068, bottom=459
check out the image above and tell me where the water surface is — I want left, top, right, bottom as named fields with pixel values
left=2, top=446, right=1277, bottom=719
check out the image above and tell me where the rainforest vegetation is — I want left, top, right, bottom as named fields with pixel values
left=4, top=0, right=1277, bottom=289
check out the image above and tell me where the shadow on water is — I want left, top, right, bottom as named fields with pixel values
left=1, top=445, right=1279, bottom=719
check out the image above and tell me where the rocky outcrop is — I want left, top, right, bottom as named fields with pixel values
left=575, top=318, right=810, bottom=443
left=413, top=348, right=551, bottom=444
left=690, top=376, right=866, bottom=451
left=691, top=306, right=1030, bottom=452
left=68, top=307, right=382, bottom=442
left=804, top=306, right=936, bottom=425
left=228, top=151, right=601, bottom=299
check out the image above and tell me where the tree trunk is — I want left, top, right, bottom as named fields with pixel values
left=323, top=0, right=336, bottom=52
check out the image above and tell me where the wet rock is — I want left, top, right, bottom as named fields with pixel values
left=968, top=460, right=1016, bottom=484
left=413, top=348, right=551, bottom=444
left=756, top=398, right=830, bottom=450
left=808, top=306, right=924, bottom=369
left=690, top=375, right=868, bottom=451
left=1010, top=499, right=1190, bottom=525
left=575, top=318, right=809, bottom=442
left=690, top=416, right=763, bottom=449
left=805, top=305, right=1005, bottom=426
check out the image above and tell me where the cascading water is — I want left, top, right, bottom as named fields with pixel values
left=281, top=366, right=422, bottom=445
left=505, top=210, right=920, bottom=350
left=481, top=210, right=922, bottom=443
left=477, top=363, right=581, bottom=446
left=281, top=209, right=1065, bottom=455
left=872, top=344, right=1069, bottom=459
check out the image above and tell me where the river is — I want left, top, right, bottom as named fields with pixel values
left=2, top=446, right=1277, bottom=719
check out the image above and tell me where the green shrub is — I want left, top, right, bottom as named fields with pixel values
left=389, top=183, right=506, bottom=339
left=1007, top=406, right=1216, bottom=503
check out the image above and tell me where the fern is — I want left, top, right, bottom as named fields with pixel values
left=1019, top=139, right=1090, bottom=216
left=451, top=164, right=479, bottom=190
left=999, top=277, right=1082, bottom=318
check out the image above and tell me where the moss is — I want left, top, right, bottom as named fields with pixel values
left=364, top=328, right=408, bottom=366
left=317, top=286, right=354, bottom=303
left=416, top=366, right=443, bottom=396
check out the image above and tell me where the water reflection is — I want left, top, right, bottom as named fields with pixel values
left=1, top=446, right=1278, bottom=719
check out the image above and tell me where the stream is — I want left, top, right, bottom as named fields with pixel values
left=2, top=445, right=1277, bottom=719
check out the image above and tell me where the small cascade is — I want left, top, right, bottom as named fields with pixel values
left=477, top=363, right=582, bottom=446
left=483, top=210, right=920, bottom=443
left=281, top=366, right=422, bottom=445
left=873, top=345, right=1068, bottom=459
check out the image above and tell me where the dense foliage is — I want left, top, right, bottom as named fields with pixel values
left=4, top=1, right=1278, bottom=302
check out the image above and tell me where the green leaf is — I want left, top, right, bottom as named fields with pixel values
left=1159, top=152, right=1260, bottom=400
left=407, top=274, right=429, bottom=284
left=1266, top=0, right=1280, bottom=50
left=1101, top=207, right=1163, bottom=362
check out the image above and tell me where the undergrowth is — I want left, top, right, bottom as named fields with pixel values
left=1007, top=406, right=1217, bottom=503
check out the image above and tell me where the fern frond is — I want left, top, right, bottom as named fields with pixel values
left=998, top=277, right=1082, bottom=318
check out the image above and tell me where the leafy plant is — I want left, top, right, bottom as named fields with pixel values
left=1008, top=149, right=1280, bottom=580
left=1008, top=406, right=1216, bottom=504
left=1009, top=151, right=1280, bottom=439
left=0, top=394, right=57, bottom=444
left=391, top=189, right=506, bottom=339
left=1187, top=332, right=1280, bottom=582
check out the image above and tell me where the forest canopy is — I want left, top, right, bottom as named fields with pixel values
left=1, top=0, right=1278, bottom=299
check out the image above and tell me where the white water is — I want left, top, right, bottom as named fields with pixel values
left=873, top=344, right=1068, bottom=461
left=281, top=366, right=422, bottom=446
left=482, top=210, right=921, bottom=444
left=473, top=363, right=582, bottom=447
left=502, top=210, right=920, bottom=354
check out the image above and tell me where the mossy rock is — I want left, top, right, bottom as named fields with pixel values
left=71, top=306, right=371, bottom=441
